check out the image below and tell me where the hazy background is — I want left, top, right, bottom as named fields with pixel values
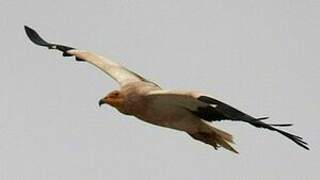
left=1, top=0, right=319, bottom=179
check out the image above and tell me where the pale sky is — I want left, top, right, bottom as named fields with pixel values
left=1, top=0, right=319, bottom=179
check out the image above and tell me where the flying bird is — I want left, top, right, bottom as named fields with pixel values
left=24, top=25, right=309, bottom=153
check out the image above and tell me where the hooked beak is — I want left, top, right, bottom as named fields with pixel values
left=99, top=98, right=107, bottom=107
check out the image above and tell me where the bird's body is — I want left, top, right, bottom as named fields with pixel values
left=24, top=26, right=309, bottom=153
left=110, top=83, right=238, bottom=152
left=136, top=90, right=202, bottom=133
left=106, top=82, right=207, bottom=134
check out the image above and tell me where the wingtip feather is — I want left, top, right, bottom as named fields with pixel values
left=24, top=25, right=52, bottom=47
left=24, top=25, right=76, bottom=55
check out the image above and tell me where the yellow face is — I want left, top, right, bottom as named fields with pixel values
left=99, top=90, right=124, bottom=109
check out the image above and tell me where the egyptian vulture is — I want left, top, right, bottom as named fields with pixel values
left=24, top=26, right=309, bottom=153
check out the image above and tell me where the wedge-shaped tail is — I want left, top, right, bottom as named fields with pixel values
left=189, top=127, right=238, bottom=154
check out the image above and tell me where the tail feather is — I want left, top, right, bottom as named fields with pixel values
left=189, top=127, right=238, bottom=154
left=215, top=137, right=238, bottom=154
left=211, top=126, right=234, bottom=143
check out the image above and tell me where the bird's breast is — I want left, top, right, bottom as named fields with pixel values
left=121, top=93, right=149, bottom=116
left=134, top=101, right=200, bottom=132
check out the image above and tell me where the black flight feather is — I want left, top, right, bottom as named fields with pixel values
left=194, top=95, right=309, bottom=150
left=24, top=25, right=85, bottom=61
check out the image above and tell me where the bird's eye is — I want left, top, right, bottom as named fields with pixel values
left=114, top=92, right=119, bottom=96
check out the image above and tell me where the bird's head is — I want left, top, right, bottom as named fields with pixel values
left=99, top=90, right=125, bottom=109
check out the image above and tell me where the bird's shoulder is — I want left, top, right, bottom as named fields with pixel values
left=146, top=89, right=202, bottom=99
left=144, top=89, right=208, bottom=110
left=121, top=81, right=162, bottom=97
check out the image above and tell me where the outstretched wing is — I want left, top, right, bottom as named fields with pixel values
left=196, top=95, right=309, bottom=150
left=24, top=26, right=157, bottom=87
left=147, top=90, right=309, bottom=150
